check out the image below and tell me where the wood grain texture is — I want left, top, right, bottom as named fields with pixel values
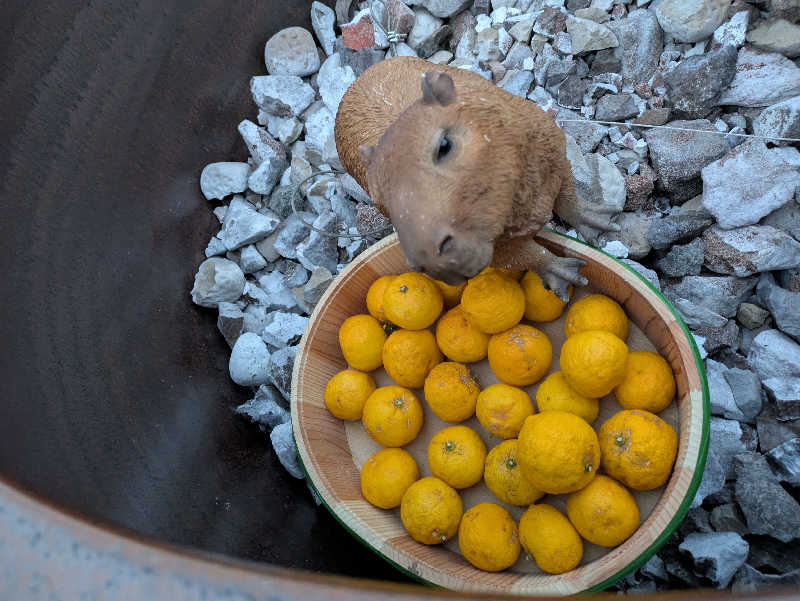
left=293, top=233, right=707, bottom=595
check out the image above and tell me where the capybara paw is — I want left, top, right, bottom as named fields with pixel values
left=542, top=257, right=588, bottom=301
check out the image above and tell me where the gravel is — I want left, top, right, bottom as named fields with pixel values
left=229, top=332, right=271, bottom=386
left=200, top=162, right=251, bottom=201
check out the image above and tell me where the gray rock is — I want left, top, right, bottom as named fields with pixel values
left=204, top=235, right=227, bottom=258
left=748, top=329, right=800, bottom=381
left=678, top=532, right=748, bottom=588
left=242, top=303, right=269, bottom=336
left=732, top=564, right=800, bottom=593
left=723, top=368, right=763, bottom=422
left=317, top=53, right=356, bottom=115
left=653, top=0, right=728, bottom=43
left=734, top=451, right=800, bottom=543
left=408, top=7, right=443, bottom=50
left=408, top=0, right=471, bottom=18
left=778, top=266, right=800, bottom=292
left=333, top=40, right=386, bottom=76
left=757, top=273, right=800, bottom=341
left=648, top=210, right=715, bottom=250
left=191, top=258, right=246, bottom=308
left=710, top=417, right=757, bottom=480
left=427, top=49, right=452, bottom=63
left=270, top=421, right=305, bottom=479
left=765, top=437, right=800, bottom=486
left=239, top=244, right=268, bottom=274
left=248, top=158, right=286, bottom=196
left=237, top=121, right=286, bottom=170
left=763, top=377, right=800, bottom=421
left=199, top=162, right=250, bottom=201
left=640, top=555, right=669, bottom=583
left=217, top=302, right=244, bottom=348
left=255, top=230, right=281, bottom=264
left=267, top=345, right=297, bottom=400
left=753, top=96, right=800, bottom=143
left=691, top=448, right=725, bottom=507
left=250, top=75, right=316, bottom=118
left=598, top=211, right=654, bottom=260
left=280, top=261, right=310, bottom=289
left=221, top=196, right=281, bottom=251
left=498, top=69, right=535, bottom=98
left=655, top=238, right=704, bottom=277
left=590, top=48, right=622, bottom=76
left=303, top=103, right=340, bottom=169
left=701, top=140, right=800, bottom=229
left=664, top=45, right=738, bottom=119
left=707, top=358, right=745, bottom=420
left=566, top=15, right=618, bottom=55
left=502, top=41, right=533, bottom=70
left=339, top=172, right=371, bottom=205
left=556, top=108, right=608, bottom=154
left=508, top=17, right=535, bottom=44
left=594, top=93, right=638, bottom=121
left=645, top=120, right=729, bottom=202
left=664, top=275, right=757, bottom=319
left=737, top=302, right=769, bottom=330
left=262, top=311, right=309, bottom=348
left=304, top=267, right=334, bottom=305
left=310, top=1, right=337, bottom=56
left=262, top=114, right=304, bottom=145
left=747, top=18, right=800, bottom=59
left=474, top=27, right=501, bottom=61
left=236, top=384, right=290, bottom=429
left=711, top=10, right=749, bottom=49
left=267, top=185, right=299, bottom=220
left=709, top=504, right=748, bottom=536
left=718, top=48, right=800, bottom=108
left=621, top=259, right=661, bottom=291
left=533, top=7, right=567, bottom=39
left=256, top=270, right=304, bottom=314
left=677, top=506, right=713, bottom=538
left=264, top=27, right=320, bottom=77
left=703, top=225, right=800, bottom=277
left=229, top=332, right=271, bottom=386
left=762, top=199, right=800, bottom=242
left=296, top=211, right=339, bottom=273
left=756, top=414, right=800, bottom=452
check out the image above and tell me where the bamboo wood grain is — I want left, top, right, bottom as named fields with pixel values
left=291, top=233, right=707, bottom=596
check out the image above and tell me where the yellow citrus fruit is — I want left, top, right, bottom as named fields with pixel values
left=400, top=477, right=463, bottom=545
left=517, top=411, right=600, bottom=494
left=362, top=385, right=424, bottom=447
left=435, top=305, right=489, bottom=363
left=366, top=275, right=395, bottom=322
left=479, top=266, right=525, bottom=281
left=560, top=330, right=629, bottom=398
left=519, top=504, right=583, bottom=575
left=382, top=329, right=443, bottom=388
left=614, top=351, right=676, bottom=413
left=461, top=273, right=525, bottom=334
left=535, top=371, right=599, bottom=424
left=484, top=439, right=544, bottom=506
left=338, top=314, right=387, bottom=372
left=566, top=475, right=640, bottom=547
left=488, top=324, right=552, bottom=386
left=383, top=272, right=443, bottom=330
left=564, top=294, right=629, bottom=341
left=427, top=425, right=487, bottom=489
left=323, top=369, right=376, bottom=420
left=458, top=503, right=521, bottom=572
left=433, top=279, right=467, bottom=308
left=476, top=383, right=535, bottom=439
left=520, top=271, right=571, bottom=322
left=360, top=448, right=420, bottom=509
left=598, top=409, right=678, bottom=491
left=423, top=362, right=480, bottom=422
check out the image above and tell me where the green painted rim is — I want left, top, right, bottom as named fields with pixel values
left=293, top=229, right=710, bottom=595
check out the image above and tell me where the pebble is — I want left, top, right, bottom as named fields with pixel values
left=304, top=267, right=334, bottom=305
left=765, top=437, right=800, bottom=486
left=199, top=162, right=250, bottom=201
left=310, top=1, right=337, bottom=56
left=221, top=196, right=281, bottom=251
left=736, top=302, right=769, bottom=330
left=262, top=311, right=309, bottom=349
left=594, top=93, right=638, bottom=121
left=722, top=367, right=763, bottom=422
left=191, top=258, right=246, bottom=308
left=701, top=140, right=800, bottom=229
left=565, top=15, right=617, bottom=55
left=217, top=302, right=244, bottom=348
left=746, top=19, right=800, bottom=59
left=706, top=358, right=745, bottom=420
left=408, top=7, right=443, bottom=51
left=748, top=329, right=800, bottom=381
left=296, top=211, right=340, bottom=274
left=717, top=48, right=800, bottom=108
left=498, top=69, right=535, bottom=97
left=644, top=119, right=729, bottom=202
left=239, top=244, right=268, bottom=274
left=237, top=120, right=286, bottom=168
left=762, top=377, right=800, bottom=421
left=270, top=421, right=305, bottom=479
left=250, top=75, right=316, bottom=118
left=664, top=275, right=756, bottom=320
left=734, top=451, right=800, bottom=543
left=267, top=345, right=297, bottom=400
left=752, top=96, right=800, bottom=143
left=757, top=273, right=800, bottom=341
left=664, top=45, right=738, bottom=120
left=711, top=10, right=748, bottom=49
left=264, top=27, right=320, bottom=77
left=229, top=332, right=271, bottom=386
left=653, top=0, right=728, bottom=44
left=691, top=448, right=725, bottom=507
left=703, top=225, right=800, bottom=277
left=303, top=103, right=340, bottom=169
left=710, top=416, right=758, bottom=480
left=263, top=114, right=304, bottom=145
left=606, top=9, right=662, bottom=86
left=317, top=53, right=356, bottom=115
left=655, top=238, right=704, bottom=277
left=678, top=532, right=749, bottom=589
left=257, top=270, right=304, bottom=314
left=236, top=384, right=290, bottom=430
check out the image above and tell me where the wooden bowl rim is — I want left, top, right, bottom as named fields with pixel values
left=291, top=229, right=710, bottom=595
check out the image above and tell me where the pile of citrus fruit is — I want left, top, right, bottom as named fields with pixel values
left=323, top=267, right=679, bottom=574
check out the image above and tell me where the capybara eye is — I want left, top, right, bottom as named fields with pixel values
left=436, top=134, right=453, bottom=162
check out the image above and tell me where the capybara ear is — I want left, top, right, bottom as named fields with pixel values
left=359, top=144, right=377, bottom=166
left=421, top=71, right=456, bottom=106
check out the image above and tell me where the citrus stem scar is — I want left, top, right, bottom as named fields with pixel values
left=615, top=434, right=626, bottom=445
left=399, top=285, right=408, bottom=292
left=445, top=441, right=455, bottom=452
left=585, top=464, right=593, bottom=472
left=393, top=398, right=404, bottom=407
left=505, top=458, right=517, bottom=469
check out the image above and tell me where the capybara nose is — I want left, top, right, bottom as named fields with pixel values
left=437, top=231, right=455, bottom=256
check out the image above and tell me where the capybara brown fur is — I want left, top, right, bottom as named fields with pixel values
left=334, top=57, right=617, bottom=298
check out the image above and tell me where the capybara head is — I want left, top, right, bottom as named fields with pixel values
left=358, top=71, right=518, bottom=284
